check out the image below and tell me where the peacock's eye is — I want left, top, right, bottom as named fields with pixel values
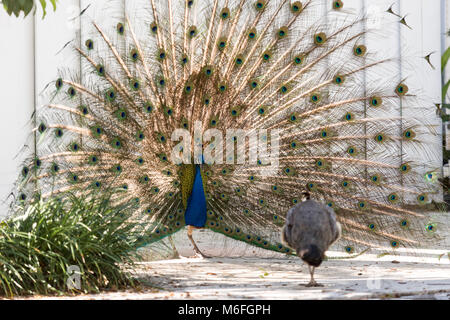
left=254, top=0, right=267, bottom=11
left=117, top=23, right=124, bottom=34
left=85, top=39, right=94, bottom=50
left=55, top=78, right=63, bottom=89
left=68, top=87, right=76, bottom=97
left=354, top=45, right=366, bottom=56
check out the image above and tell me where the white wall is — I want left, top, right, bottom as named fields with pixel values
left=443, top=0, right=450, bottom=173
left=0, top=10, right=35, bottom=217
left=0, top=0, right=445, bottom=217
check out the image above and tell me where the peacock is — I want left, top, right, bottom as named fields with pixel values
left=14, top=0, right=443, bottom=258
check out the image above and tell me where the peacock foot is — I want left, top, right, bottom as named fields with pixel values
left=304, top=281, right=324, bottom=287
left=192, top=251, right=211, bottom=259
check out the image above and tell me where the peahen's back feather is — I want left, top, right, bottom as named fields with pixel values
left=15, top=0, right=442, bottom=256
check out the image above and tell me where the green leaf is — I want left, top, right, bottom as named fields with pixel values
left=442, top=47, right=450, bottom=72
left=23, top=0, right=34, bottom=17
left=4, top=0, right=20, bottom=17
left=12, top=3, right=21, bottom=17
left=2, top=0, right=57, bottom=18
left=39, top=0, right=47, bottom=18
left=2, top=0, right=13, bottom=15
left=376, top=252, right=391, bottom=258
left=442, top=79, right=450, bottom=102
left=50, top=0, right=57, bottom=11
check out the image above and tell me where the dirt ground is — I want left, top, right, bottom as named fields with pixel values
left=12, top=228, right=450, bottom=300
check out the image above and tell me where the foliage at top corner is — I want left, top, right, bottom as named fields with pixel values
left=442, top=29, right=450, bottom=105
left=2, top=0, right=57, bottom=18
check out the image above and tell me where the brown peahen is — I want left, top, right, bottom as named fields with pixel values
left=15, top=0, right=442, bottom=258
left=282, top=192, right=342, bottom=286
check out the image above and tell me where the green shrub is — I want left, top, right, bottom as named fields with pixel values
left=0, top=192, right=143, bottom=297
left=2, top=0, right=57, bottom=18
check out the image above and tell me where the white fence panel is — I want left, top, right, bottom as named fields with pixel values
left=0, top=12, right=35, bottom=218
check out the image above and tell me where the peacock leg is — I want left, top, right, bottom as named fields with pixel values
left=187, top=225, right=211, bottom=258
left=168, top=235, right=180, bottom=259
left=305, top=265, right=323, bottom=287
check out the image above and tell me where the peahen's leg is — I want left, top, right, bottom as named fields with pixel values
left=187, top=225, right=211, bottom=258
left=305, top=265, right=323, bottom=287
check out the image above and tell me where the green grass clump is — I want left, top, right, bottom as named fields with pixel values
left=0, top=192, right=143, bottom=297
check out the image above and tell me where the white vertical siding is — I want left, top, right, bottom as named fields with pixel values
left=400, top=0, right=443, bottom=200
left=443, top=0, right=450, bottom=178
left=0, top=11, right=35, bottom=218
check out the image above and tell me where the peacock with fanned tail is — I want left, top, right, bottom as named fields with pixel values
left=15, top=0, right=442, bottom=258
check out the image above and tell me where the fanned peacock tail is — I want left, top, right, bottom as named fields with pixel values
left=15, top=0, right=442, bottom=256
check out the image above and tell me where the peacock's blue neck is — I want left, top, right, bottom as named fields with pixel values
left=184, top=164, right=207, bottom=227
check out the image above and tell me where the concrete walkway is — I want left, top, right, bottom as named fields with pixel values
left=133, top=254, right=450, bottom=300
left=9, top=228, right=450, bottom=300
left=16, top=251, right=449, bottom=300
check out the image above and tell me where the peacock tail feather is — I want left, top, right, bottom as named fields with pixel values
left=15, top=0, right=442, bottom=256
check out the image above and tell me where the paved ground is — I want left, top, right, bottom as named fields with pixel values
left=12, top=229, right=450, bottom=300
left=15, top=255, right=449, bottom=300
